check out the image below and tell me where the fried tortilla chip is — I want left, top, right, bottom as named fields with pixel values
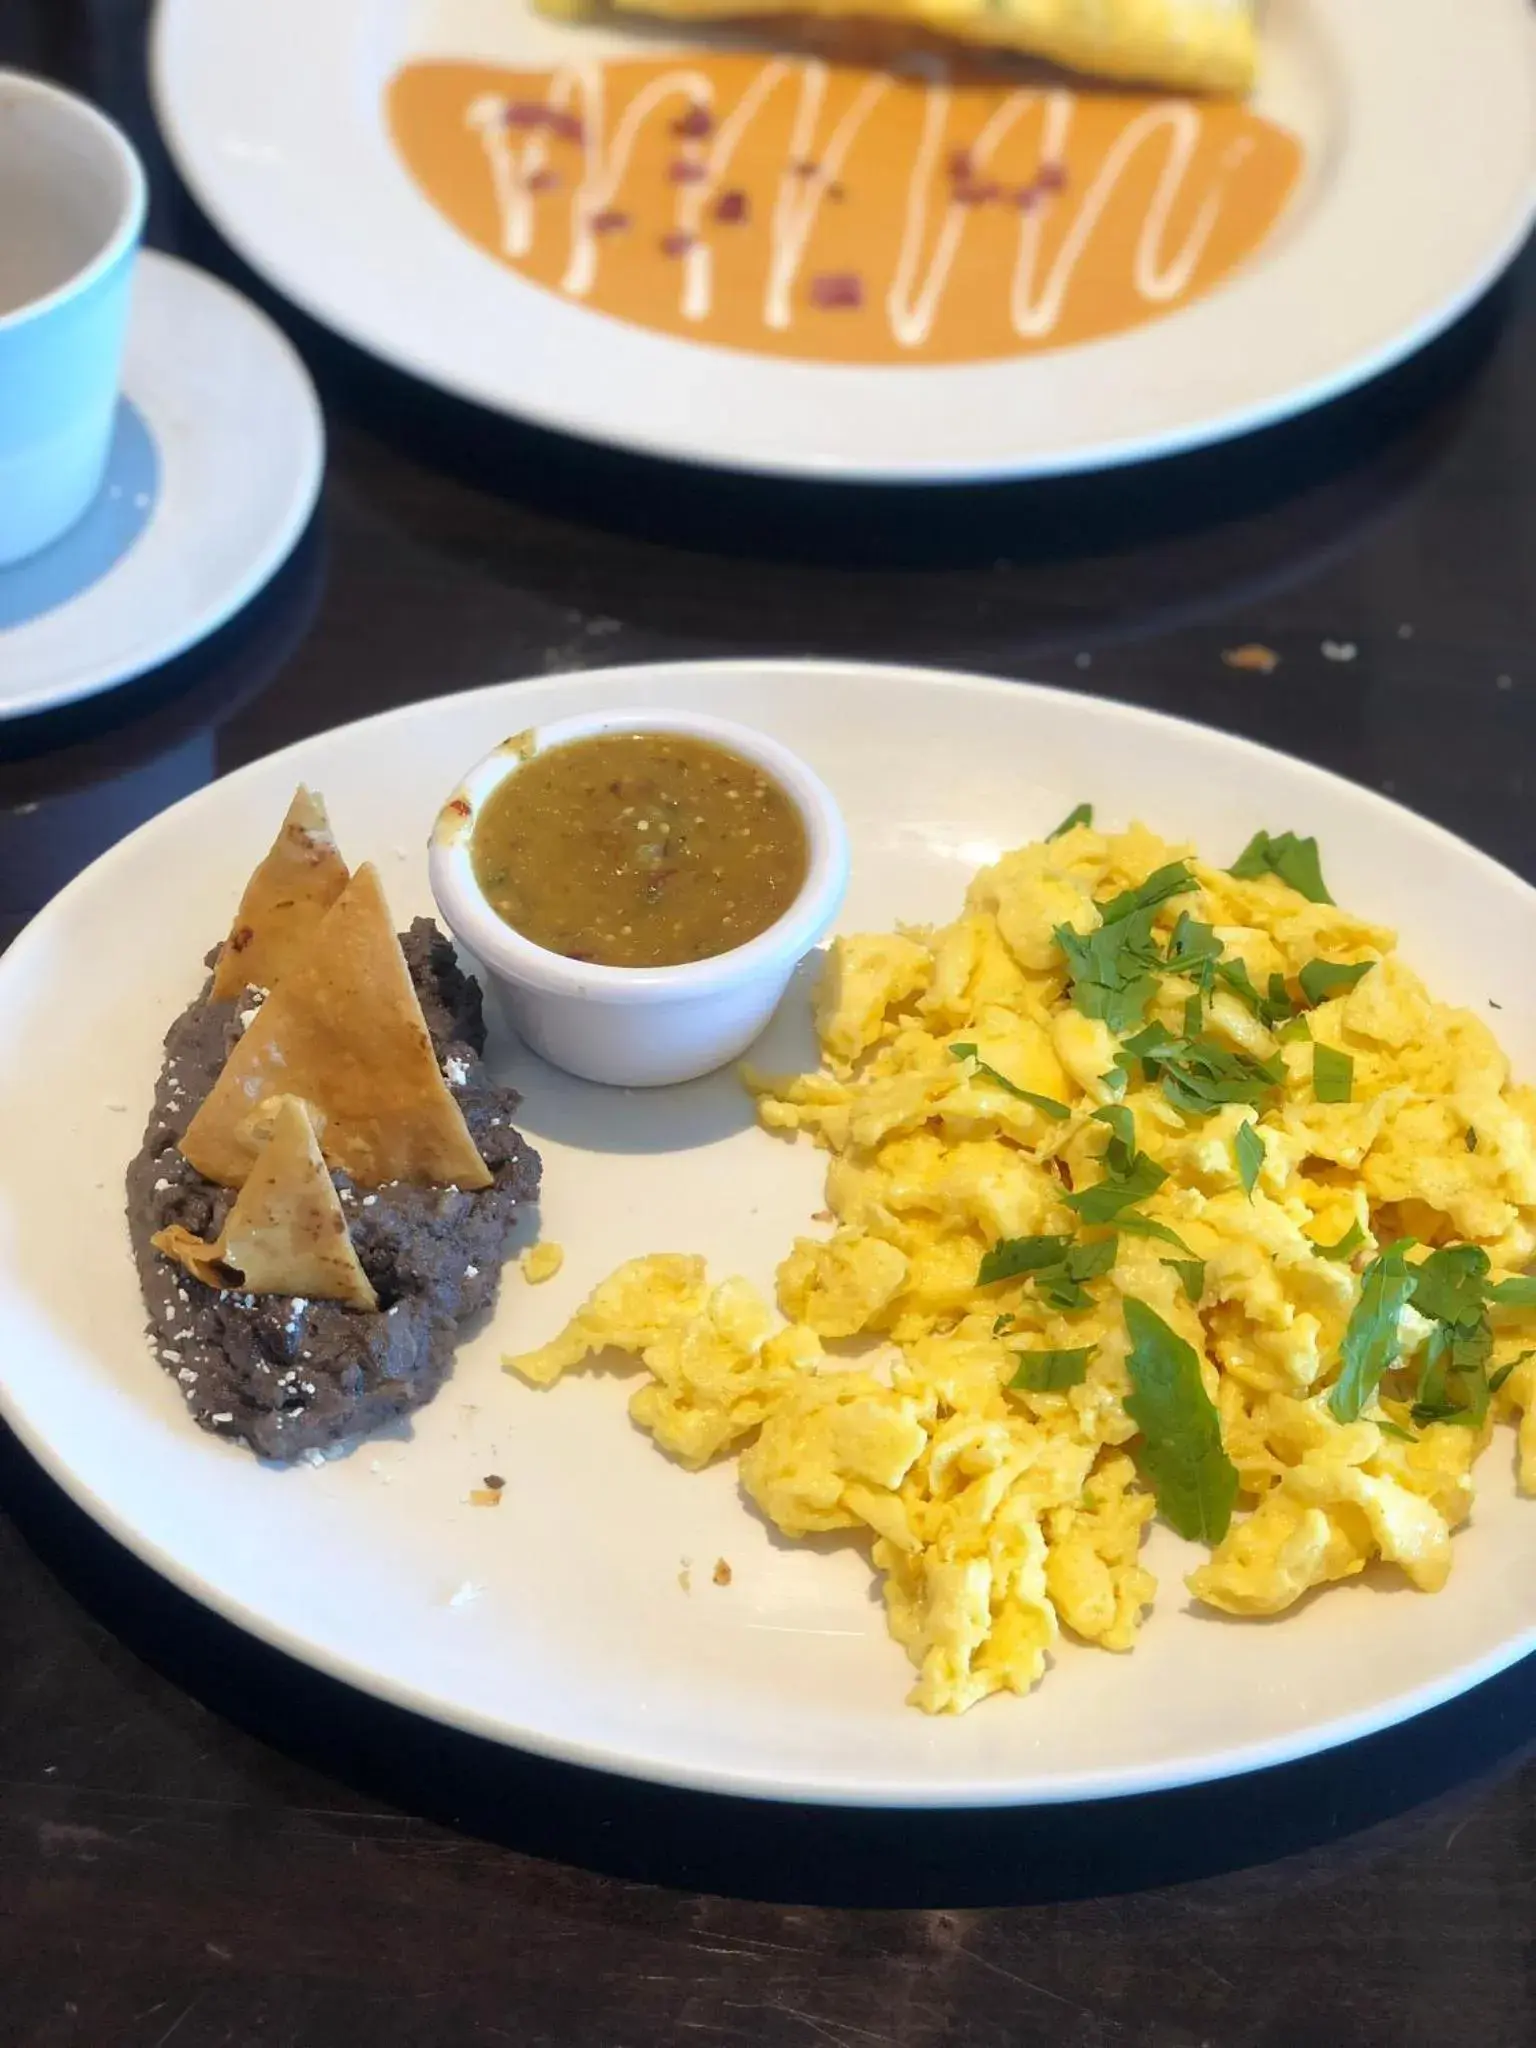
left=211, top=786, right=350, bottom=1001
left=155, top=1095, right=378, bottom=1310
left=181, top=863, right=493, bottom=1191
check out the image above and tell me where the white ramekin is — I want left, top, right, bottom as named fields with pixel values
left=427, top=708, right=850, bottom=1087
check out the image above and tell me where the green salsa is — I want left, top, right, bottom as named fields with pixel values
left=471, top=731, right=809, bottom=969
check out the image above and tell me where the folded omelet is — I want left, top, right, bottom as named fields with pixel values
left=537, top=0, right=1259, bottom=94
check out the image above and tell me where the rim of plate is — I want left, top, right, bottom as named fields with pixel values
left=6, top=659, right=1536, bottom=1807
left=148, top=0, right=1536, bottom=482
left=0, top=251, right=324, bottom=722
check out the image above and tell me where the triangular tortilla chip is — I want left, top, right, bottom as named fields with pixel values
left=155, top=1095, right=378, bottom=1309
left=211, top=786, right=350, bottom=1000
left=181, top=863, right=492, bottom=1191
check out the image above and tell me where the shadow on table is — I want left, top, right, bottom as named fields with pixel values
left=4, top=1416, right=1533, bottom=1910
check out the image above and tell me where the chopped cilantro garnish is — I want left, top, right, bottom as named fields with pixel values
left=1166, top=912, right=1222, bottom=983
left=1117, top=1213, right=1195, bottom=1254
left=1010, top=1345, right=1095, bottom=1392
left=1047, top=802, right=1093, bottom=840
left=1377, top=1419, right=1418, bottom=1444
left=977, top=1234, right=1074, bottom=1287
left=1096, top=862, right=1198, bottom=926
left=1410, top=1244, right=1490, bottom=1328
left=1277, top=1014, right=1312, bottom=1045
left=1122, top=1299, right=1238, bottom=1542
left=1064, top=1107, right=1167, bottom=1224
left=1182, top=993, right=1204, bottom=1038
left=1313, top=1043, right=1353, bottom=1103
left=1054, top=912, right=1165, bottom=1036
left=1162, top=1258, right=1206, bottom=1304
left=992, top=1312, right=1015, bottom=1335
left=1229, top=830, right=1334, bottom=904
left=1234, top=1119, right=1264, bottom=1196
left=949, top=1043, right=1070, bottom=1120
left=1328, top=1240, right=1417, bottom=1422
left=1298, top=958, right=1373, bottom=1006
left=1467, top=1127, right=1478, bottom=1153
left=1118, top=1023, right=1281, bottom=1120
left=1214, top=956, right=1294, bottom=1028
left=977, top=1232, right=1116, bottom=1311
left=1411, top=1320, right=1494, bottom=1429
left=1054, top=867, right=1199, bottom=1037
left=1490, top=1276, right=1536, bottom=1308
left=1314, top=1219, right=1365, bottom=1262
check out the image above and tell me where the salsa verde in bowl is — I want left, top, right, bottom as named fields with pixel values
left=428, top=709, right=849, bottom=1086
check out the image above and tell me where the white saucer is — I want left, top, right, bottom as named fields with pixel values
left=0, top=250, right=324, bottom=722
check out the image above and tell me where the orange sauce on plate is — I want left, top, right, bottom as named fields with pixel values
left=388, top=55, right=1301, bottom=366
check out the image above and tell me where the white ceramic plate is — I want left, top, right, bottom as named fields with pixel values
left=4, top=659, right=1536, bottom=1807
left=0, top=252, right=323, bottom=722
left=150, top=0, right=1536, bottom=482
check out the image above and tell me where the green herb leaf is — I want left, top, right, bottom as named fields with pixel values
left=949, top=1043, right=1070, bottom=1119
left=1327, top=1239, right=1417, bottom=1422
left=1488, top=1354, right=1534, bottom=1395
left=1117, top=1213, right=1196, bottom=1254
left=1314, top=1220, right=1365, bottom=1262
left=1096, top=862, right=1197, bottom=926
left=1122, top=1298, right=1238, bottom=1542
left=977, top=1232, right=1117, bottom=1312
left=1065, top=1148, right=1167, bottom=1225
left=1234, top=1119, right=1265, bottom=1196
left=1067, top=1235, right=1120, bottom=1283
left=1010, top=1346, right=1096, bottom=1392
left=1313, top=1043, right=1354, bottom=1104
left=1047, top=802, right=1093, bottom=840
left=1116, top=1024, right=1282, bottom=1120
left=1183, top=993, right=1204, bottom=1038
left=1377, top=1419, right=1418, bottom=1444
left=1410, top=1320, right=1494, bottom=1429
left=1229, top=830, right=1334, bottom=904
left=977, top=1235, right=1072, bottom=1288
left=1299, top=958, right=1373, bottom=1006
left=1214, top=956, right=1294, bottom=1028
left=1162, top=1258, right=1206, bottom=1304
left=991, top=1312, right=1015, bottom=1336
left=1054, top=914, right=1164, bottom=1036
left=1277, top=1014, right=1313, bottom=1045
left=1410, top=1244, right=1490, bottom=1329
left=1166, top=913, right=1222, bottom=984
left=1466, top=1127, right=1478, bottom=1153
left=1488, top=1277, right=1536, bottom=1309
left=1092, top=1102, right=1137, bottom=1157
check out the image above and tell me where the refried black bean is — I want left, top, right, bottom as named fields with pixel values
left=125, top=919, right=541, bottom=1463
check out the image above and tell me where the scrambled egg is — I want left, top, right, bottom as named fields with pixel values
left=507, top=821, right=1536, bottom=1713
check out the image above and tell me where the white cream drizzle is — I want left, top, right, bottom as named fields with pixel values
left=466, top=62, right=1262, bottom=346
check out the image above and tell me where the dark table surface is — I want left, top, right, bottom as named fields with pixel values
left=6, top=4, right=1536, bottom=2044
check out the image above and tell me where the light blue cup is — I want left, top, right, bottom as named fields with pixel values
left=0, top=72, right=147, bottom=566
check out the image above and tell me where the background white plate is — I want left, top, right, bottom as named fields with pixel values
left=3, top=661, right=1536, bottom=1807
left=0, top=252, right=324, bottom=722
left=150, top=0, right=1536, bottom=481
